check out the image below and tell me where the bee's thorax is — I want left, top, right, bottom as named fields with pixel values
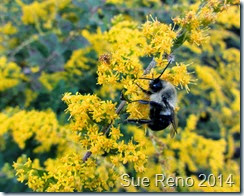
left=149, top=82, right=177, bottom=108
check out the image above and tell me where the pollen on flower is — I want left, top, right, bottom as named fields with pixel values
left=189, top=29, right=209, bottom=46
left=109, top=126, right=123, bottom=140
left=142, top=16, right=177, bottom=59
left=162, top=63, right=194, bottom=92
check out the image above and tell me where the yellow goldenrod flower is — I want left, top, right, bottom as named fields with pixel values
left=0, top=56, right=26, bottom=92
left=0, top=22, right=18, bottom=35
left=65, top=49, right=90, bottom=75
left=17, top=0, right=71, bottom=26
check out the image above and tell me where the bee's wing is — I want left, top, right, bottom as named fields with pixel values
left=163, top=98, right=178, bottom=138
left=170, top=109, right=178, bottom=138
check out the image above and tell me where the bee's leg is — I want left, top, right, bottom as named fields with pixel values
left=121, top=93, right=162, bottom=109
left=135, top=83, right=152, bottom=95
left=120, top=93, right=147, bottom=104
left=120, top=92, right=130, bottom=102
left=130, top=100, right=150, bottom=104
left=130, top=100, right=163, bottom=108
left=126, top=119, right=152, bottom=124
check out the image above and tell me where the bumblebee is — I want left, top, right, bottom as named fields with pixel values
left=124, top=62, right=177, bottom=137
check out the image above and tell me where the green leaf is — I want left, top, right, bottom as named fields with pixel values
left=172, top=29, right=188, bottom=52
left=39, top=34, right=59, bottom=54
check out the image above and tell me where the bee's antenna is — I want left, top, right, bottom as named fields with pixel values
left=156, top=61, right=171, bottom=79
left=139, top=54, right=174, bottom=81
left=139, top=63, right=169, bottom=81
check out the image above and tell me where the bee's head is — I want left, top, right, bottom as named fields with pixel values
left=139, top=61, right=171, bottom=92
left=149, top=79, right=164, bottom=92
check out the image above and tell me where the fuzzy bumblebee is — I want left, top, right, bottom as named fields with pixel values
left=124, top=62, right=177, bottom=138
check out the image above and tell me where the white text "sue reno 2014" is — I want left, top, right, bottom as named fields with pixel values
left=120, top=174, right=195, bottom=188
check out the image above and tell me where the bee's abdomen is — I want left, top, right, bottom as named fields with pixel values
left=148, top=115, right=171, bottom=131
left=149, top=107, right=172, bottom=131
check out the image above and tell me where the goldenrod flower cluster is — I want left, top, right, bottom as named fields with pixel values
left=0, top=57, right=26, bottom=91
left=0, top=22, right=18, bottom=35
left=96, top=18, right=177, bottom=85
left=62, top=92, right=147, bottom=172
left=0, top=108, right=60, bottom=152
left=142, top=17, right=177, bottom=63
left=16, top=0, right=71, bottom=28
left=173, top=0, right=239, bottom=46
left=13, top=154, right=119, bottom=192
left=62, top=93, right=118, bottom=128
left=0, top=22, right=18, bottom=52
left=106, top=0, right=162, bottom=8
left=64, top=49, right=90, bottom=76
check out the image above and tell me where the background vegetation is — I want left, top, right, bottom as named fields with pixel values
left=0, top=0, right=240, bottom=192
